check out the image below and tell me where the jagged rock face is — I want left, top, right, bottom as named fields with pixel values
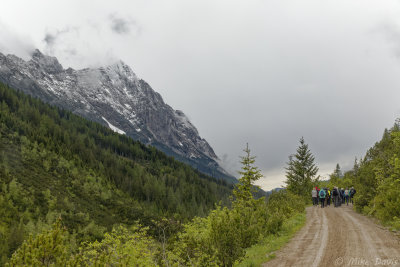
left=0, top=49, right=235, bottom=182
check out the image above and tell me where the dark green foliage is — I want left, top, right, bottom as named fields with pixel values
left=285, top=137, right=319, bottom=197
left=7, top=219, right=158, bottom=266
left=323, top=122, right=400, bottom=229
left=0, top=82, right=232, bottom=263
left=350, top=124, right=400, bottom=228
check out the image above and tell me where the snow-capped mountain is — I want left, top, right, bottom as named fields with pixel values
left=0, top=49, right=235, bottom=182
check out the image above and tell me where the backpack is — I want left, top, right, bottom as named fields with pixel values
left=350, top=189, right=356, bottom=196
left=319, top=190, right=326, bottom=198
left=344, top=190, right=349, bottom=196
left=332, top=188, right=338, bottom=196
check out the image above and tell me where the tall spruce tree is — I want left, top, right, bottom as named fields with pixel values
left=232, top=144, right=263, bottom=205
left=329, top=163, right=342, bottom=185
left=333, top=163, right=342, bottom=178
left=285, top=137, right=319, bottom=196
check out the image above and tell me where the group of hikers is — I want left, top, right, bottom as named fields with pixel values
left=311, top=186, right=356, bottom=208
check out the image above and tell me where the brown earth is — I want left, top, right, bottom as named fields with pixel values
left=263, top=205, right=400, bottom=267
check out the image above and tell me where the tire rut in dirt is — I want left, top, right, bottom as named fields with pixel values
left=263, top=206, right=326, bottom=267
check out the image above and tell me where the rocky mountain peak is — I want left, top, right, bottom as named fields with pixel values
left=105, top=60, right=137, bottom=82
left=30, top=49, right=63, bottom=74
left=31, top=49, right=44, bottom=59
left=0, top=50, right=236, bottom=183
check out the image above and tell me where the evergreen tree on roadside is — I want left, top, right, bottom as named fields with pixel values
left=232, top=143, right=263, bottom=205
left=285, top=137, right=319, bottom=197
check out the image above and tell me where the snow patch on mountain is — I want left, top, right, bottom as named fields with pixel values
left=102, top=117, right=126, bottom=134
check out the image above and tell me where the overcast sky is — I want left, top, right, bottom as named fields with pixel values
left=2, top=0, right=400, bottom=190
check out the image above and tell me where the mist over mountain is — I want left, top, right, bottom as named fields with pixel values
left=0, top=49, right=235, bottom=182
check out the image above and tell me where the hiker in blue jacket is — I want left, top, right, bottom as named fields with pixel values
left=319, top=188, right=326, bottom=208
left=340, top=188, right=345, bottom=204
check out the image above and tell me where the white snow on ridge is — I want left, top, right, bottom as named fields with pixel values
left=102, top=116, right=126, bottom=135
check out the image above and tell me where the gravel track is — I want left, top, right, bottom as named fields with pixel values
left=263, top=205, right=400, bottom=267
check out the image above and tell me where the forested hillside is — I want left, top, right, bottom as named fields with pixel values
left=0, top=82, right=233, bottom=264
left=0, top=82, right=306, bottom=265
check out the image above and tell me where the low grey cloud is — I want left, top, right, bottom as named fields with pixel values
left=40, top=23, right=119, bottom=69
left=43, top=27, right=79, bottom=52
left=44, top=33, right=56, bottom=46
left=109, top=14, right=139, bottom=35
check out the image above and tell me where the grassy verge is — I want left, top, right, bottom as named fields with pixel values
left=234, top=211, right=306, bottom=267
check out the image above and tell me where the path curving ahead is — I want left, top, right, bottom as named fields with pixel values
left=263, top=205, right=400, bottom=267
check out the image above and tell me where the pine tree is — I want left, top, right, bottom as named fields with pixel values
left=285, top=137, right=319, bottom=197
left=232, top=144, right=263, bottom=206
left=333, top=163, right=342, bottom=178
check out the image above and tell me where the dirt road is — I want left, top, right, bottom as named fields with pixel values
left=263, top=205, right=400, bottom=267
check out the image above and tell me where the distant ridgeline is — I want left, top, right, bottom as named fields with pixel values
left=0, top=82, right=233, bottom=261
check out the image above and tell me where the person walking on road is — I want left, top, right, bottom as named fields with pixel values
left=332, top=187, right=339, bottom=207
left=319, top=188, right=326, bottom=208
left=326, top=188, right=331, bottom=206
left=344, top=188, right=350, bottom=205
left=350, top=187, right=356, bottom=204
left=340, top=188, right=345, bottom=204
left=312, top=187, right=318, bottom=206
